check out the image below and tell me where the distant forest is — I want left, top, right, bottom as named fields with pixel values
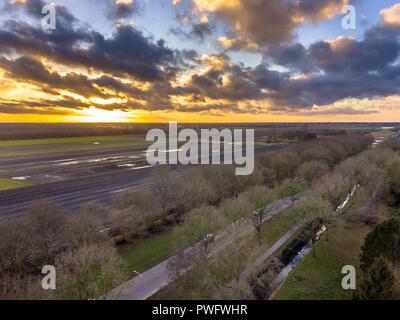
left=0, top=122, right=397, bottom=140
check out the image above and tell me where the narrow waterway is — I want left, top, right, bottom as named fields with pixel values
left=268, top=183, right=364, bottom=298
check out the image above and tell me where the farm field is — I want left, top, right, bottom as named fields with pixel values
left=0, top=135, right=150, bottom=158
left=0, top=178, right=35, bottom=191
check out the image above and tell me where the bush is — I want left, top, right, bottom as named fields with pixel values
left=175, top=169, right=215, bottom=212
left=55, top=242, right=124, bottom=300
left=113, top=235, right=126, bottom=246
left=149, top=219, right=164, bottom=234
left=27, top=200, right=66, bottom=265
left=0, top=218, right=32, bottom=273
left=109, top=206, right=149, bottom=242
left=389, top=159, right=400, bottom=207
left=66, top=202, right=107, bottom=248
left=297, top=160, right=328, bottom=184
left=163, top=215, right=175, bottom=227
left=360, top=218, right=400, bottom=271
left=270, top=152, right=299, bottom=181
left=354, top=256, right=396, bottom=300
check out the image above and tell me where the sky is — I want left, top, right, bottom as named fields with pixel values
left=0, top=0, right=400, bottom=123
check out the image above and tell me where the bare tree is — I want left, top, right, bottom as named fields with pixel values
left=279, top=181, right=305, bottom=208
left=0, top=218, right=31, bottom=273
left=251, top=209, right=263, bottom=242
left=27, top=199, right=66, bottom=265
left=55, top=242, right=124, bottom=300
left=298, top=160, right=329, bottom=185
left=151, top=166, right=175, bottom=218
left=66, top=202, right=108, bottom=248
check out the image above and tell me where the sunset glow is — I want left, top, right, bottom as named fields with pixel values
left=0, top=0, right=400, bottom=123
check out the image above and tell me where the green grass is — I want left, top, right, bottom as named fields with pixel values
left=277, top=183, right=309, bottom=200
left=0, top=135, right=150, bottom=158
left=116, top=185, right=307, bottom=298
left=273, top=223, right=369, bottom=300
left=262, top=211, right=295, bottom=245
left=118, top=230, right=181, bottom=275
left=324, top=126, right=377, bottom=130
left=0, top=178, right=35, bottom=191
left=0, top=136, right=145, bottom=147
left=152, top=205, right=301, bottom=300
left=272, top=186, right=380, bottom=300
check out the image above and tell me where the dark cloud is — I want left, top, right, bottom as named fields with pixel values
left=105, top=0, right=139, bottom=20
left=181, top=49, right=199, bottom=61
left=170, top=22, right=212, bottom=42
left=185, top=54, right=264, bottom=101
left=4, top=0, right=47, bottom=18
left=0, top=99, right=78, bottom=115
left=4, top=0, right=78, bottom=28
left=0, top=55, right=109, bottom=98
left=308, top=35, right=400, bottom=78
left=268, top=70, right=400, bottom=110
left=0, top=1, right=399, bottom=117
left=0, top=20, right=178, bottom=82
left=266, top=43, right=316, bottom=74
left=176, top=0, right=356, bottom=47
left=187, top=22, right=212, bottom=41
left=250, top=65, right=288, bottom=91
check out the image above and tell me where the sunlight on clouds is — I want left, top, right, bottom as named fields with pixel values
left=89, top=97, right=128, bottom=105
left=68, top=107, right=136, bottom=122
left=192, top=0, right=240, bottom=13
left=381, top=3, right=400, bottom=26
left=60, top=91, right=87, bottom=101
left=116, top=0, right=134, bottom=4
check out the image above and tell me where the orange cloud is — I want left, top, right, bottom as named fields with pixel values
left=381, top=3, right=400, bottom=27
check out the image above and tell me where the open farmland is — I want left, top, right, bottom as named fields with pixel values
left=0, top=135, right=150, bottom=158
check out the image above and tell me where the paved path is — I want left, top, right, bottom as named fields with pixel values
left=239, top=224, right=302, bottom=282
left=107, top=192, right=309, bottom=300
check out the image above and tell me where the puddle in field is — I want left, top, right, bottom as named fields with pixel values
left=58, top=161, right=79, bottom=166
left=130, top=165, right=155, bottom=170
left=4, top=153, right=147, bottom=184
left=12, top=176, right=30, bottom=181
left=146, top=148, right=182, bottom=153
left=118, top=163, right=135, bottom=168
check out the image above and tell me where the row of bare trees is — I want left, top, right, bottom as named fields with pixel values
left=159, top=135, right=398, bottom=299
left=0, top=201, right=123, bottom=300
left=0, top=132, right=376, bottom=299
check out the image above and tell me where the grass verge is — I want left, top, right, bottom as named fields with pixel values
left=118, top=230, right=181, bottom=275
left=0, top=178, right=35, bottom=191
left=0, top=136, right=145, bottom=147
left=273, top=205, right=389, bottom=300
left=0, top=136, right=150, bottom=158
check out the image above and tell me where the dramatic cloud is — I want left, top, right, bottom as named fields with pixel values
left=266, top=43, right=315, bottom=74
left=380, top=3, right=400, bottom=27
left=105, top=0, right=139, bottom=20
left=174, top=0, right=355, bottom=46
left=0, top=20, right=177, bottom=82
left=4, top=0, right=78, bottom=26
left=218, top=37, right=260, bottom=53
left=1, top=0, right=400, bottom=120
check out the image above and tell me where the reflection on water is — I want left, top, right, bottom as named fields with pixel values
left=270, top=241, right=312, bottom=292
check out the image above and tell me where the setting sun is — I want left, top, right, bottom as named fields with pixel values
left=68, top=107, right=136, bottom=122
